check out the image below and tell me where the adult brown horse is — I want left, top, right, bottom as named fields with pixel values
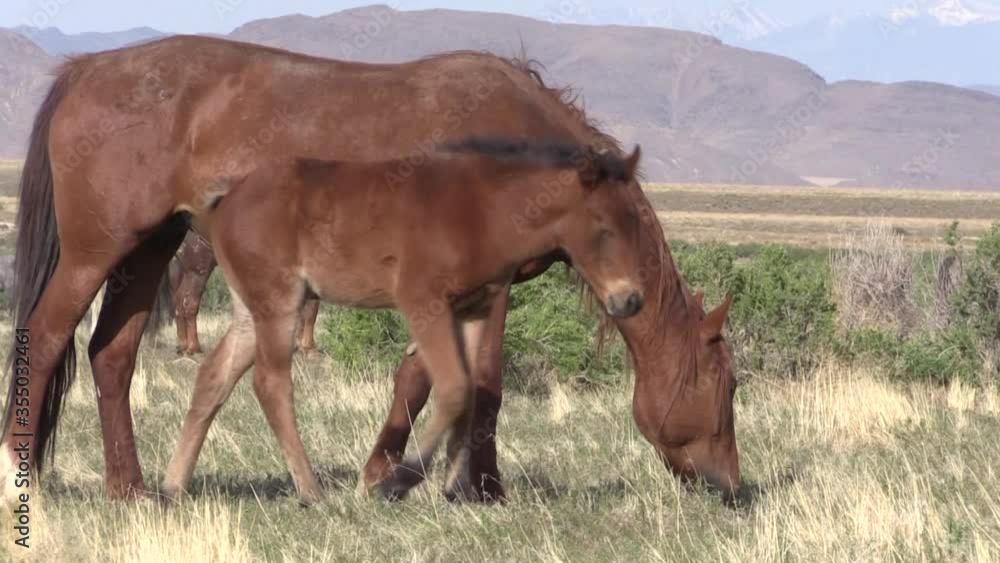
left=0, top=35, right=738, bottom=502
left=161, top=139, right=647, bottom=504
left=167, top=231, right=321, bottom=356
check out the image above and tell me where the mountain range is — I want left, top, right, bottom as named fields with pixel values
left=2, top=4, right=998, bottom=189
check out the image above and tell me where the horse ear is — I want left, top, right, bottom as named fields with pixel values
left=625, top=145, right=641, bottom=182
left=700, top=293, right=733, bottom=343
left=692, top=290, right=705, bottom=309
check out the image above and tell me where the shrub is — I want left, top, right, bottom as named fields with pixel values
left=319, top=307, right=409, bottom=370
left=953, top=223, right=1000, bottom=343
left=832, top=221, right=917, bottom=333
left=504, top=269, right=626, bottom=389
left=674, top=243, right=837, bottom=379
left=672, top=242, right=736, bottom=305
left=727, top=246, right=837, bottom=378
left=837, top=325, right=981, bottom=385
left=199, top=269, right=232, bottom=313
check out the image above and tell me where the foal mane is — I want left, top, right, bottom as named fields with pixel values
left=441, top=137, right=635, bottom=182
left=502, top=56, right=676, bottom=357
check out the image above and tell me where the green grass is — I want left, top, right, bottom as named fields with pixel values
left=3, top=316, right=999, bottom=562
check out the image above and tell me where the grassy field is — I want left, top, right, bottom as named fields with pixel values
left=0, top=315, right=998, bottom=562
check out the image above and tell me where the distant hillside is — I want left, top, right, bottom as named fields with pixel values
left=3, top=5, right=999, bottom=189
left=0, top=30, right=55, bottom=160
left=12, top=25, right=165, bottom=55
left=969, top=84, right=1000, bottom=98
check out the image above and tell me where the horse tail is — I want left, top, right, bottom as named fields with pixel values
left=146, top=270, right=176, bottom=334
left=2, top=63, right=78, bottom=471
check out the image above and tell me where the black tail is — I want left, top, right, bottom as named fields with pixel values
left=146, top=269, right=175, bottom=334
left=2, top=64, right=77, bottom=471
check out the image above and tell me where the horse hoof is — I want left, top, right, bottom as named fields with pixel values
left=297, top=491, right=325, bottom=508
left=378, top=462, right=426, bottom=501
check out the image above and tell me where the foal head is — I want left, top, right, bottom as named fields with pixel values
left=559, top=146, right=645, bottom=319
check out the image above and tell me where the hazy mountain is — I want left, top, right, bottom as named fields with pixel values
left=969, top=84, right=1000, bottom=97
left=11, top=25, right=165, bottom=55
left=2, top=5, right=999, bottom=190
left=0, top=30, right=56, bottom=159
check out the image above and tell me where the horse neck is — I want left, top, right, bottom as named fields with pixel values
left=488, top=164, right=581, bottom=256
left=614, top=206, right=696, bottom=388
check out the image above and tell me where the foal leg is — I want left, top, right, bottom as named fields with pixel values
left=380, top=309, right=472, bottom=500
left=88, top=225, right=186, bottom=498
left=161, top=290, right=256, bottom=498
left=465, top=288, right=510, bottom=501
left=296, top=298, right=320, bottom=355
left=442, top=316, right=489, bottom=501
left=361, top=287, right=511, bottom=501
left=359, top=351, right=430, bottom=493
left=251, top=300, right=324, bottom=506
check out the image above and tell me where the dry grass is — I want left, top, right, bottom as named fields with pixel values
left=832, top=221, right=919, bottom=332
left=0, top=316, right=996, bottom=562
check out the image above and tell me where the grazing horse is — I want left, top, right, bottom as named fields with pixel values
left=161, top=139, right=646, bottom=504
left=0, top=35, right=738, bottom=502
left=167, top=231, right=321, bottom=356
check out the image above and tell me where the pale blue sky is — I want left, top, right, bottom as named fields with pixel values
left=4, top=0, right=902, bottom=34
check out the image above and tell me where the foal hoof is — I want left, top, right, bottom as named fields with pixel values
left=378, top=461, right=426, bottom=501
left=297, top=490, right=325, bottom=508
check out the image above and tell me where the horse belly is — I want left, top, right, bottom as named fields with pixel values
left=303, top=264, right=396, bottom=310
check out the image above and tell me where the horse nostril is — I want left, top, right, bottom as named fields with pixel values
left=625, top=292, right=643, bottom=316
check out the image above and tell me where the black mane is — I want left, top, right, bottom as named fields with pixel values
left=442, top=136, right=634, bottom=181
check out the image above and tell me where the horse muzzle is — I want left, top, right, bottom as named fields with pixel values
left=606, top=288, right=644, bottom=318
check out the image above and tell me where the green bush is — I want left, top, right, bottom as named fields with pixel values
left=675, top=244, right=837, bottom=379
left=953, top=224, right=1000, bottom=343
left=837, top=325, right=981, bottom=385
left=728, top=246, right=837, bottom=378
left=504, top=269, right=626, bottom=389
left=199, top=269, right=232, bottom=313
left=319, top=308, right=408, bottom=370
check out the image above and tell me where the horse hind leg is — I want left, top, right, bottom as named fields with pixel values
left=88, top=222, right=187, bottom=499
left=0, top=249, right=126, bottom=504
left=161, top=287, right=256, bottom=499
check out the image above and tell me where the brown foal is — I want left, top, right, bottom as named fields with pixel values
left=161, top=139, right=646, bottom=504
